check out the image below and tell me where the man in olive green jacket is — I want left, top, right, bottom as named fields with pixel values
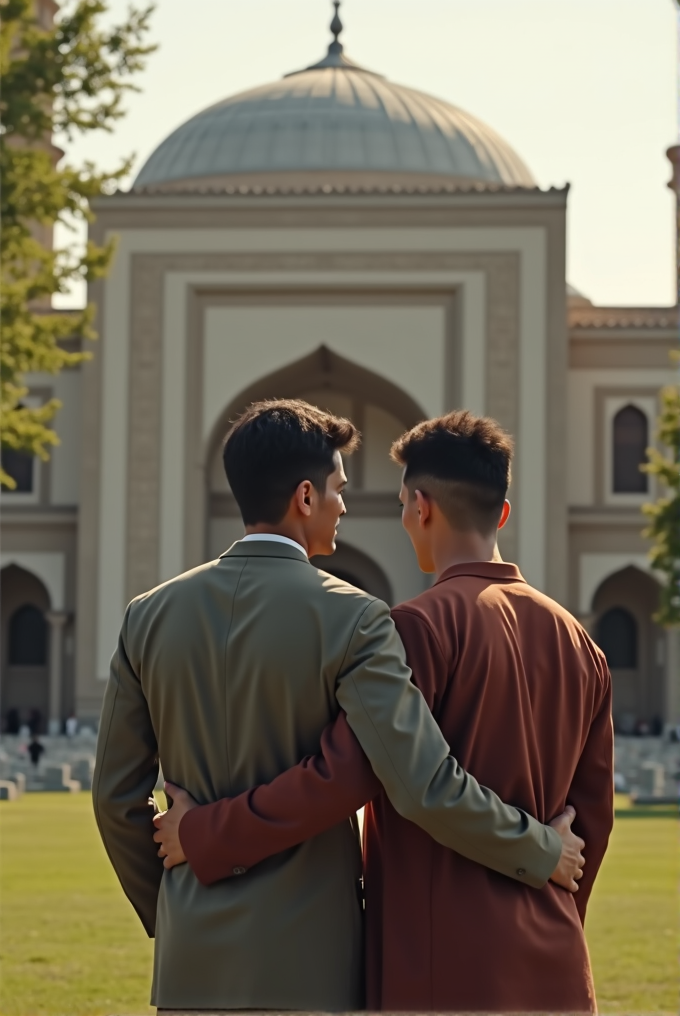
left=93, top=399, right=582, bottom=1012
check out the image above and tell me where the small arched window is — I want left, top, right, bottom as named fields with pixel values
left=597, top=607, right=637, bottom=669
left=613, top=405, right=648, bottom=493
left=8, top=605, right=47, bottom=665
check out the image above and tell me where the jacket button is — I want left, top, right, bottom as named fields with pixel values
left=233, top=866, right=246, bottom=875
left=516, top=868, right=526, bottom=876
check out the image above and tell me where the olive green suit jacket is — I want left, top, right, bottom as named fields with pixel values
left=93, top=541, right=561, bottom=1011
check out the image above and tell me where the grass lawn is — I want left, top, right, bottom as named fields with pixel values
left=586, top=814, right=678, bottom=1014
left=0, top=794, right=154, bottom=1016
left=0, top=794, right=677, bottom=1015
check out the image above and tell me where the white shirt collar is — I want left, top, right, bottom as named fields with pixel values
left=239, top=533, right=308, bottom=558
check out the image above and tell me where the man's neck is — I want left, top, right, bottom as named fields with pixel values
left=431, top=534, right=501, bottom=576
left=244, top=522, right=310, bottom=555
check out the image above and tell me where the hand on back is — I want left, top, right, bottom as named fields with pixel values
left=549, top=805, right=585, bottom=892
left=152, top=782, right=199, bottom=869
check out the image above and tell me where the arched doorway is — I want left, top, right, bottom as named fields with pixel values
left=1, top=565, right=50, bottom=733
left=204, top=344, right=424, bottom=503
left=592, top=566, right=664, bottom=733
left=311, top=541, right=393, bottom=604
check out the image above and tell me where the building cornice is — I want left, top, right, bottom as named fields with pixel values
left=0, top=507, right=78, bottom=526
left=569, top=333, right=677, bottom=369
left=93, top=183, right=570, bottom=215
left=568, top=506, right=647, bottom=527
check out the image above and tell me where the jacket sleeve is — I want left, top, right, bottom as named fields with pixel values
left=92, top=605, right=163, bottom=937
left=335, top=599, right=562, bottom=888
left=567, top=662, right=615, bottom=923
left=179, top=710, right=381, bottom=885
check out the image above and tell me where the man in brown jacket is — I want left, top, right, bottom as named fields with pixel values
left=155, top=409, right=612, bottom=1013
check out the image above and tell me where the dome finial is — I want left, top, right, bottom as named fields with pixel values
left=329, top=2, right=343, bottom=53
left=285, top=0, right=378, bottom=76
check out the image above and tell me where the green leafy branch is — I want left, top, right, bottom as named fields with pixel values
left=0, top=0, right=155, bottom=487
left=643, top=351, right=680, bottom=627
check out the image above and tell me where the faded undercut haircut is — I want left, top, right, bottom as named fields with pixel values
left=390, top=409, right=513, bottom=536
left=223, top=399, right=360, bottom=525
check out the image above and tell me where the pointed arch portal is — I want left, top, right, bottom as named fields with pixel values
left=204, top=344, right=425, bottom=610
left=205, top=343, right=426, bottom=472
left=591, top=565, right=664, bottom=731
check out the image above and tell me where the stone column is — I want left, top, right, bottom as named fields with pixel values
left=46, top=611, right=69, bottom=736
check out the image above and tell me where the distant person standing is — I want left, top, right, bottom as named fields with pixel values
left=66, top=714, right=78, bottom=738
left=28, top=735, right=45, bottom=768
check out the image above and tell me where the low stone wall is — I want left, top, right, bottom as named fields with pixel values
left=1, top=732, right=678, bottom=801
left=0, top=733, right=96, bottom=792
left=614, top=734, right=680, bottom=798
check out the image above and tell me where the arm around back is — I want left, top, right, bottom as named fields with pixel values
left=179, top=710, right=380, bottom=885
left=92, top=605, right=163, bottom=937
left=335, top=598, right=562, bottom=888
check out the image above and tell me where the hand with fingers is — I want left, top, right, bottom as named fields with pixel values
left=152, top=782, right=199, bottom=869
left=548, top=805, right=586, bottom=892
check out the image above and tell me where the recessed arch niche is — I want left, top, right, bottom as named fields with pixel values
left=205, top=344, right=426, bottom=503
left=1, top=564, right=50, bottom=733
left=591, top=565, right=664, bottom=732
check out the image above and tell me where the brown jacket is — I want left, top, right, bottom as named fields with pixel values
left=181, top=561, right=614, bottom=1013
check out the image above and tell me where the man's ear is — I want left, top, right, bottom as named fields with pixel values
left=295, top=480, right=313, bottom=517
left=414, top=489, right=431, bottom=527
left=498, top=499, right=511, bottom=530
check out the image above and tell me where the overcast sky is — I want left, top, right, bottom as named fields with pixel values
left=55, top=0, right=677, bottom=308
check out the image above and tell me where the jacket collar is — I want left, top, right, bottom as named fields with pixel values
left=220, top=540, right=310, bottom=564
left=434, top=560, right=526, bottom=586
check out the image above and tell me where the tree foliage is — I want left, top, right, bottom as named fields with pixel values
left=0, top=0, right=155, bottom=487
left=643, top=351, right=680, bottom=627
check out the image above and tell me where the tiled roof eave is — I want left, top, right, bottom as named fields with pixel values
left=128, top=181, right=556, bottom=197
left=569, top=308, right=679, bottom=332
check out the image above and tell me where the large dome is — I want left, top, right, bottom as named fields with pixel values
left=134, top=13, right=534, bottom=192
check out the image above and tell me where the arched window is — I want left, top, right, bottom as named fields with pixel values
left=613, top=405, right=648, bottom=493
left=597, top=607, right=637, bottom=669
left=8, top=605, right=47, bottom=665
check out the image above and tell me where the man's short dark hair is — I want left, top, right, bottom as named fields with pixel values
left=223, top=399, right=360, bottom=525
left=390, top=410, right=513, bottom=536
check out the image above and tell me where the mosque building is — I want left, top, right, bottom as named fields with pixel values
left=1, top=4, right=678, bottom=735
